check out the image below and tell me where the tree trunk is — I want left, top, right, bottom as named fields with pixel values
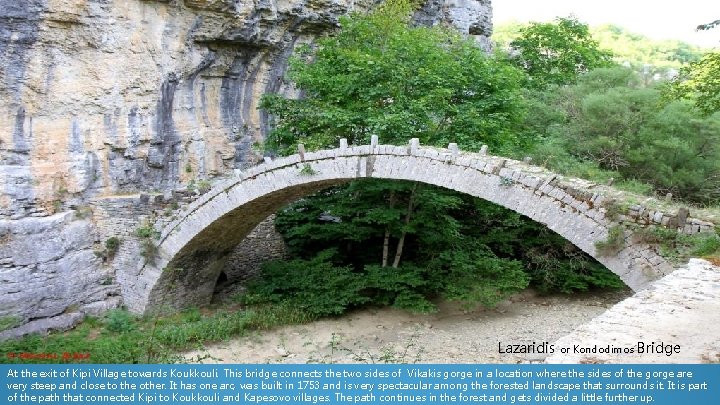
left=392, top=184, right=418, bottom=268
left=382, top=190, right=397, bottom=267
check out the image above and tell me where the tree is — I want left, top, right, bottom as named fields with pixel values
left=665, top=51, right=720, bottom=116
left=697, top=20, right=720, bottom=31
left=507, top=17, right=614, bottom=89
left=527, top=67, right=720, bottom=203
left=662, top=18, right=720, bottom=116
left=260, top=0, right=526, bottom=155
left=254, top=1, right=535, bottom=312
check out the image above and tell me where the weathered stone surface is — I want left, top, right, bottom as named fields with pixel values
left=414, top=0, right=493, bottom=49
left=546, top=259, right=720, bottom=364
left=0, top=212, right=120, bottom=332
left=0, top=0, right=494, bottom=217
left=0, top=312, right=84, bottom=340
left=224, top=215, right=287, bottom=284
left=129, top=143, right=679, bottom=315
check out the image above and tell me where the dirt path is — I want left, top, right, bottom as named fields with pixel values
left=186, top=289, right=630, bottom=364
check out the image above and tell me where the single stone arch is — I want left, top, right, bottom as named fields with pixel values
left=123, top=140, right=673, bottom=314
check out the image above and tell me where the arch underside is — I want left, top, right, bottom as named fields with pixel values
left=129, top=148, right=673, bottom=315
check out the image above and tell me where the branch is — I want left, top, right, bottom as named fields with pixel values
left=697, top=20, right=720, bottom=31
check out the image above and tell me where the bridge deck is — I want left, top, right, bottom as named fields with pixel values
left=546, top=259, right=720, bottom=363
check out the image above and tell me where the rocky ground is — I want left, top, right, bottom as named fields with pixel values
left=186, top=289, right=631, bottom=364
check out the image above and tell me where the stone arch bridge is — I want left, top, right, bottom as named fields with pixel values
left=121, top=138, right=713, bottom=314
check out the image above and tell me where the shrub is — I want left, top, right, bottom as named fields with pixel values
left=140, top=239, right=159, bottom=265
left=595, top=225, right=625, bottom=256
left=104, top=309, right=136, bottom=333
left=243, top=250, right=369, bottom=318
left=135, top=224, right=159, bottom=239
left=105, top=237, right=120, bottom=260
left=197, top=180, right=211, bottom=194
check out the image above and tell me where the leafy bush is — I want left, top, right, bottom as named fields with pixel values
left=242, top=250, right=370, bottom=318
left=104, top=237, right=120, bottom=260
left=104, top=309, right=136, bottom=333
left=260, top=0, right=526, bottom=156
left=135, top=224, right=159, bottom=239
left=524, top=67, right=720, bottom=203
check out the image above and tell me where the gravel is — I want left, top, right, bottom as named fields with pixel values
left=186, top=289, right=631, bottom=364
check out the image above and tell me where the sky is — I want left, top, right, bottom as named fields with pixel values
left=492, top=0, right=720, bottom=48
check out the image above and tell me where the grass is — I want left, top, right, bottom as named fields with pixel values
left=595, top=225, right=625, bottom=256
left=0, top=315, right=21, bottom=332
left=657, top=231, right=720, bottom=265
left=299, top=163, right=317, bottom=176
left=0, top=302, right=314, bottom=364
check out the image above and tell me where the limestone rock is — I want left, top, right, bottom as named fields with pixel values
left=0, top=0, right=494, bottom=214
left=0, top=312, right=84, bottom=340
left=0, top=212, right=121, bottom=332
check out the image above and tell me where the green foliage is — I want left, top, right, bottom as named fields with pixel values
left=0, top=315, right=21, bottom=332
left=631, top=227, right=720, bottom=264
left=140, top=239, right=159, bottom=265
left=73, top=205, right=93, bottom=220
left=427, top=242, right=530, bottom=307
left=664, top=52, right=720, bottom=116
left=260, top=1, right=525, bottom=156
left=149, top=309, right=254, bottom=347
left=461, top=200, right=624, bottom=293
left=524, top=67, right=720, bottom=203
left=104, top=309, right=136, bottom=333
left=688, top=234, right=720, bottom=257
left=273, top=181, right=623, bottom=302
left=135, top=224, right=159, bottom=239
left=244, top=241, right=531, bottom=316
left=506, top=17, right=614, bottom=89
left=595, top=225, right=626, bottom=257
left=251, top=2, right=629, bottom=318
left=197, top=180, right=211, bottom=194
left=632, top=226, right=678, bottom=245
left=299, top=163, right=317, bottom=176
left=242, top=250, right=370, bottom=318
left=104, top=237, right=120, bottom=260
left=495, top=22, right=705, bottom=81
left=0, top=303, right=313, bottom=364
left=105, top=237, right=120, bottom=251
left=593, top=24, right=703, bottom=63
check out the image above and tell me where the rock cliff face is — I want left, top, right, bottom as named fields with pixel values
left=0, top=0, right=493, bottom=334
left=0, top=0, right=492, bottom=216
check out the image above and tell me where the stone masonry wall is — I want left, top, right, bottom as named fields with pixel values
left=224, top=215, right=287, bottom=285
